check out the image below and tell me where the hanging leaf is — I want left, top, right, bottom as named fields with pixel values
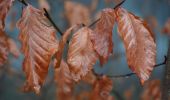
left=67, top=27, right=97, bottom=81
left=115, top=7, right=156, bottom=84
left=17, top=5, right=58, bottom=94
left=91, top=8, right=115, bottom=65
left=0, top=30, right=9, bottom=66
left=64, top=1, right=90, bottom=26
left=141, top=80, right=161, bottom=100
left=162, top=18, right=170, bottom=35
left=55, top=24, right=80, bottom=68
left=55, top=60, right=74, bottom=100
left=0, top=0, right=14, bottom=30
left=7, top=38, right=20, bottom=57
left=90, top=76, right=114, bottom=100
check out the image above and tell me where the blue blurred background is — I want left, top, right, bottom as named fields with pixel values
left=0, top=0, right=170, bottom=100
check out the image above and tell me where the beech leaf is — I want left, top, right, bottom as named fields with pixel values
left=55, top=60, right=74, bottom=100
left=91, top=8, right=115, bottom=65
left=0, top=0, right=14, bottom=30
left=17, top=5, right=58, bottom=94
left=90, top=76, right=114, bottom=100
left=67, top=27, right=97, bottom=81
left=64, top=1, right=90, bottom=26
left=0, top=30, right=9, bottom=66
left=141, top=80, right=161, bottom=100
left=115, top=7, right=156, bottom=84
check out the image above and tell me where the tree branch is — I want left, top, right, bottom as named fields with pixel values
left=106, top=56, right=167, bottom=78
left=88, top=0, right=126, bottom=27
left=43, top=8, right=63, bottom=35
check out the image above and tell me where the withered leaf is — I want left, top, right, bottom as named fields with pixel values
left=55, top=24, right=80, bottom=68
left=64, top=1, right=90, bottom=26
left=0, top=30, right=9, bottom=66
left=91, top=8, right=115, bottom=65
left=90, top=76, right=114, bottom=100
left=55, top=60, right=74, bottom=100
left=67, top=27, right=97, bottom=81
left=0, top=30, right=19, bottom=66
left=162, top=18, right=170, bottom=35
left=141, top=80, right=161, bottom=100
left=115, top=7, right=156, bottom=84
left=7, top=38, right=20, bottom=58
left=0, top=0, right=14, bottom=30
left=17, top=5, right=58, bottom=94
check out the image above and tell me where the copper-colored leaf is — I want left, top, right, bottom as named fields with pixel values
left=67, top=27, right=97, bottom=81
left=17, top=5, right=58, bottom=94
left=141, top=80, right=161, bottom=100
left=64, top=1, right=90, bottom=26
left=162, top=18, right=170, bottom=35
left=0, top=0, right=14, bottom=30
left=55, top=24, right=80, bottom=68
left=0, top=30, right=9, bottom=66
left=90, top=76, right=114, bottom=100
left=7, top=38, right=20, bottom=57
left=115, top=7, right=156, bottom=84
left=55, top=60, right=74, bottom=100
left=91, top=8, right=115, bottom=65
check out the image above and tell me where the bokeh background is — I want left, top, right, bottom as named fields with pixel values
left=0, top=0, right=170, bottom=100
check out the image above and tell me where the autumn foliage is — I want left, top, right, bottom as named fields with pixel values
left=0, top=0, right=167, bottom=100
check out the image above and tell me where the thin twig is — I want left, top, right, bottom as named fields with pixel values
left=17, top=0, right=63, bottom=35
left=88, top=0, right=126, bottom=28
left=43, top=8, right=63, bottom=35
left=17, top=0, right=28, bottom=6
left=106, top=56, right=167, bottom=78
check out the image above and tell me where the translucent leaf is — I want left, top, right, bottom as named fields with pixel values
left=55, top=60, right=74, bottom=100
left=17, top=5, right=58, bottom=94
left=67, top=27, right=97, bottom=81
left=115, top=7, right=156, bottom=84
left=64, top=1, right=90, bottom=26
left=91, top=8, right=115, bottom=65
left=90, top=76, right=114, bottom=100
left=0, top=0, right=14, bottom=30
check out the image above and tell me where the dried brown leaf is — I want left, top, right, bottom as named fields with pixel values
left=7, top=38, right=20, bottom=57
left=162, top=18, right=170, bottom=35
left=0, top=30, right=9, bottom=66
left=55, top=60, right=74, bottom=100
left=64, top=1, right=90, bottom=26
left=141, top=80, right=161, bottom=100
left=115, top=7, right=156, bottom=84
left=91, top=8, right=115, bottom=65
left=67, top=27, right=97, bottom=81
left=0, top=0, right=14, bottom=30
left=17, top=5, right=58, bottom=94
left=90, top=76, right=114, bottom=100
left=55, top=24, right=80, bottom=68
